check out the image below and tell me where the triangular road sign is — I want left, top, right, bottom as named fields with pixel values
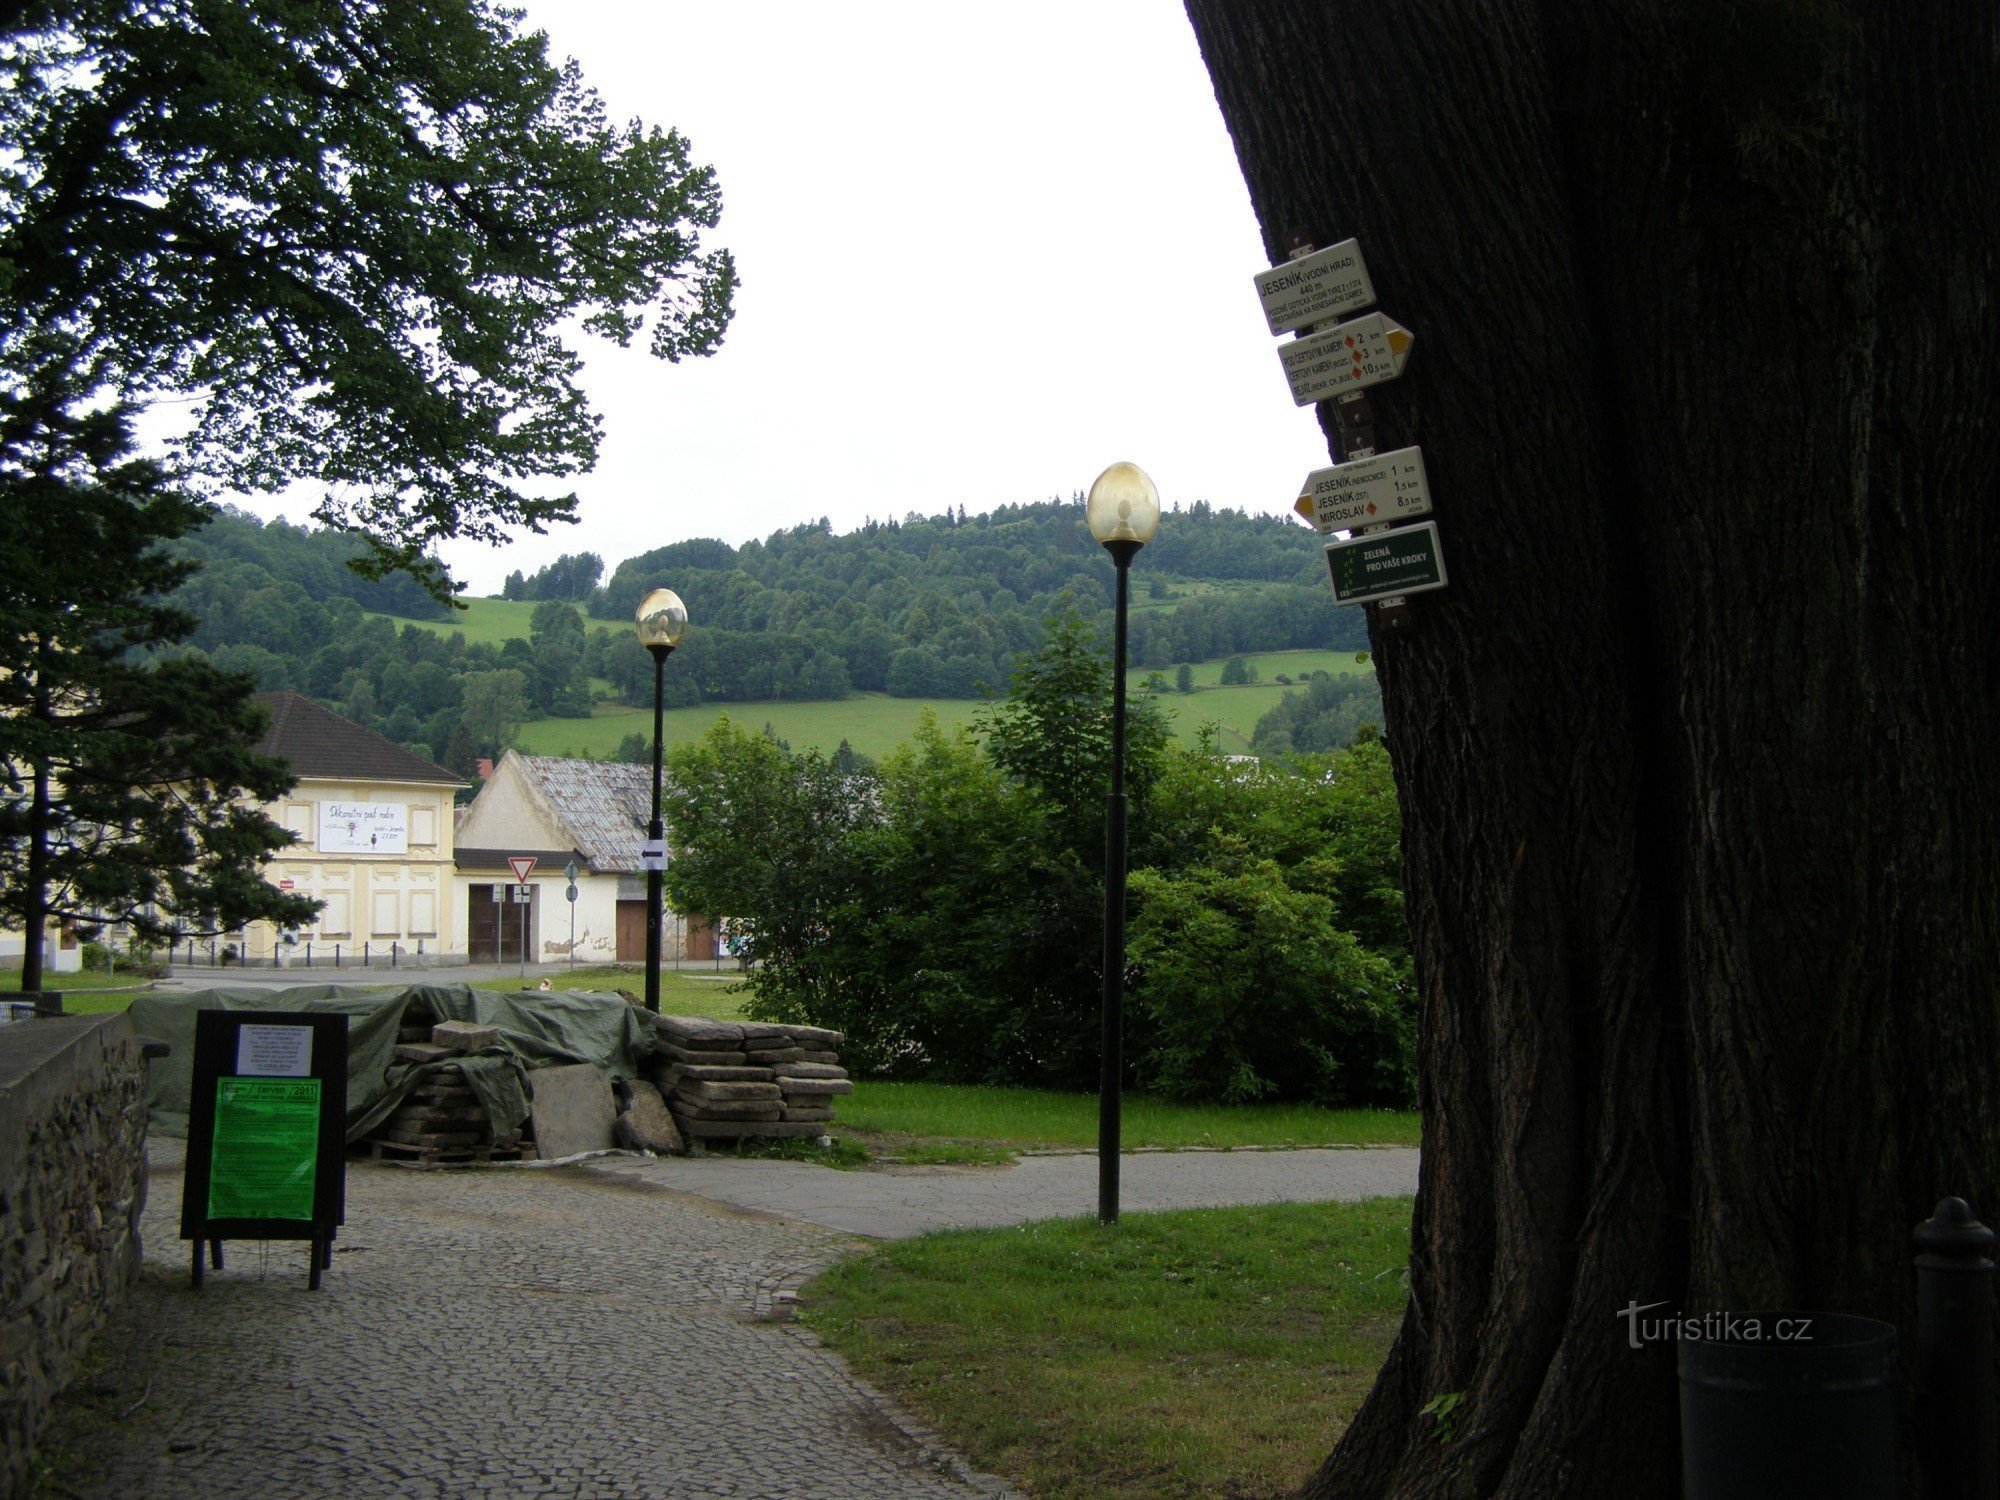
left=508, top=855, right=537, bottom=883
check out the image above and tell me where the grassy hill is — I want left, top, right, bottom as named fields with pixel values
left=512, top=647, right=1373, bottom=761
left=366, top=596, right=543, bottom=648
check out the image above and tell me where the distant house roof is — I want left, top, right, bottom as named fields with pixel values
left=251, top=691, right=464, bottom=788
left=511, top=755, right=654, bottom=875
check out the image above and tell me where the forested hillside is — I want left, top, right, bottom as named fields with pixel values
left=163, top=500, right=1367, bottom=771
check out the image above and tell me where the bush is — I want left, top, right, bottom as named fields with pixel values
left=1126, top=854, right=1413, bottom=1107
left=78, top=939, right=169, bottom=977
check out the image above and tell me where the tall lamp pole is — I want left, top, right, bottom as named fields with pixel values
left=1086, top=462, right=1161, bottom=1225
left=635, top=587, right=688, bottom=1014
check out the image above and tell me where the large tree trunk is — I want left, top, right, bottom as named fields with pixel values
left=1182, top=3, right=2000, bottom=1494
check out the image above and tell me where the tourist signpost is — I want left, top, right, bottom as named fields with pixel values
left=1324, top=521, right=1449, bottom=605
left=1278, top=311, right=1415, bottom=405
left=182, top=1009, right=348, bottom=1290
left=1253, top=238, right=1374, bottom=335
left=1299, top=446, right=1432, bottom=534
left=1253, top=233, right=1443, bottom=626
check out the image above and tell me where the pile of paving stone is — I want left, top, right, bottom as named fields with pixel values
left=365, top=1013, right=530, bottom=1162
left=648, top=1016, right=853, bottom=1142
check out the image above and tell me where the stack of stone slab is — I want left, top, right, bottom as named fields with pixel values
left=364, top=1013, right=530, bottom=1162
left=650, top=1016, right=852, bottom=1143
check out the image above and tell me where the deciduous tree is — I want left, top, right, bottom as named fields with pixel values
left=1, top=0, right=735, bottom=590
left=1183, top=2, right=2000, bottom=1493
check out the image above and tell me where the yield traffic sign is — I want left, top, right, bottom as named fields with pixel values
left=507, top=855, right=537, bottom=883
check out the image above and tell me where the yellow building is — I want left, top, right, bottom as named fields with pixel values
left=238, top=691, right=466, bottom=963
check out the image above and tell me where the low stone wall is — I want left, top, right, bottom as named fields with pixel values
left=0, top=1013, right=150, bottom=1496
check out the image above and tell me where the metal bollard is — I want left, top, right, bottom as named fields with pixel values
left=1915, top=1197, right=1998, bottom=1499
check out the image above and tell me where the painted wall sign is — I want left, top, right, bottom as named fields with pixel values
left=1324, top=521, right=1449, bottom=605
left=1303, top=446, right=1432, bottom=534
left=1279, top=312, right=1414, bottom=405
left=1254, top=239, right=1375, bottom=336
left=316, top=800, right=408, bottom=855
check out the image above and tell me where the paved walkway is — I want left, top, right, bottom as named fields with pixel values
left=47, top=1142, right=1417, bottom=1498
left=594, top=1146, right=1419, bottom=1240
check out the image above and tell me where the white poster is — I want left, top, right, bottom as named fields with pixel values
left=317, top=800, right=409, bottom=854
left=236, top=1024, right=313, bottom=1078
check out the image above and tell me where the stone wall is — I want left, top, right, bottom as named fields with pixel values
left=0, top=1013, right=150, bottom=1496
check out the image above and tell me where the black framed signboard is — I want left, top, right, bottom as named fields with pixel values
left=181, top=1010, right=349, bottom=1290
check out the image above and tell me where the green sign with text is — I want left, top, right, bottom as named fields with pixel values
left=1324, top=521, right=1448, bottom=606
left=207, top=1077, right=321, bottom=1221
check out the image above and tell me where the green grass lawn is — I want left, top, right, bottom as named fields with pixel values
left=482, top=965, right=751, bottom=1019
left=840, top=1081, right=1418, bottom=1157
left=3, top=966, right=162, bottom=993
left=805, top=1198, right=1412, bottom=1499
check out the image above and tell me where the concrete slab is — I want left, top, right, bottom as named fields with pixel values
left=528, top=1062, right=616, bottom=1158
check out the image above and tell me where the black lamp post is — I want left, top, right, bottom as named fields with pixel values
left=635, top=587, right=688, bottom=1014
left=1085, top=461, right=1161, bottom=1225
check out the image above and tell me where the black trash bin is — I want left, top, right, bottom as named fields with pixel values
left=1680, top=1312, right=1898, bottom=1499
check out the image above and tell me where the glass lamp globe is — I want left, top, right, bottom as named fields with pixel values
left=1085, top=462, right=1161, bottom=547
left=635, top=587, right=688, bottom=650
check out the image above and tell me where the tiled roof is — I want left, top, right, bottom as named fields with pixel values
left=516, top=755, right=654, bottom=874
left=251, top=691, right=463, bottom=787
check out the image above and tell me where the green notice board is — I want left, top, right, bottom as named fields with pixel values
left=1324, top=520, right=1449, bottom=606
left=208, top=1077, right=322, bottom=1220
left=182, top=1009, right=348, bottom=1289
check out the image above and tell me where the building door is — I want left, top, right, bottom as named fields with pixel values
left=469, top=884, right=535, bottom=963
left=616, top=900, right=649, bottom=962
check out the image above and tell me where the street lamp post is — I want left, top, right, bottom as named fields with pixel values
left=1085, top=462, right=1161, bottom=1225
left=635, top=587, right=688, bottom=1014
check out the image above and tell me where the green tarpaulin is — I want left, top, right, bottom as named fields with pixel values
left=127, top=984, right=661, bottom=1144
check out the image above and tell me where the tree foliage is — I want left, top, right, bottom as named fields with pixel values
left=0, top=389, right=316, bottom=985
left=663, top=624, right=1411, bottom=1100
left=1249, top=670, right=1385, bottom=756
left=0, top=0, right=735, bottom=590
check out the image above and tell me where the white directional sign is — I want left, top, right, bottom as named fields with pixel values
left=638, top=839, right=666, bottom=873
left=1301, top=446, right=1432, bottom=534
left=1278, top=312, right=1414, bottom=405
left=1254, top=240, right=1374, bottom=336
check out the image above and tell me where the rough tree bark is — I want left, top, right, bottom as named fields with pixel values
left=1182, top=3, right=2000, bottom=1495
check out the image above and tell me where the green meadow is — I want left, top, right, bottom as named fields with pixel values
left=366, top=595, right=544, bottom=648
left=514, top=645, right=1372, bottom=761
left=364, top=592, right=1379, bottom=763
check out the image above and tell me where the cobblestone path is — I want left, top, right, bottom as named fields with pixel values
left=46, top=1144, right=1012, bottom=1499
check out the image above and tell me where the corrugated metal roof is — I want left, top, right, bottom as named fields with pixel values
left=516, top=755, right=654, bottom=874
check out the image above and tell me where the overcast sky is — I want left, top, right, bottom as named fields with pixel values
left=368, top=4, right=1333, bottom=594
